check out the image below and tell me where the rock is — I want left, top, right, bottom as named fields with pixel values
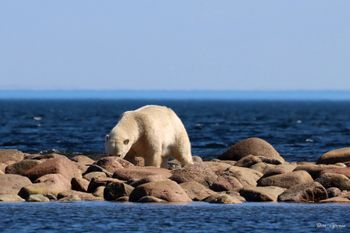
left=129, top=175, right=169, bottom=187
left=0, top=194, right=25, bottom=202
left=28, top=194, right=50, bottom=202
left=327, top=187, right=342, bottom=198
left=129, top=179, right=191, bottom=203
left=93, top=156, right=126, bottom=173
left=31, top=153, right=67, bottom=160
left=18, top=174, right=71, bottom=199
left=0, top=163, right=7, bottom=173
left=24, top=157, right=81, bottom=181
left=211, top=174, right=243, bottom=192
left=317, top=148, right=350, bottom=164
left=258, top=171, right=313, bottom=189
left=262, top=163, right=297, bottom=177
left=0, top=170, right=4, bottom=175
left=83, top=171, right=107, bottom=181
left=115, top=196, right=129, bottom=202
left=58, top=190, right=102, bottom=201
left=315, top=173, right=350, bottom=191
left=0, top=149, right=24, bottom=163
left=278, top=182, right=328, bottom=203
left=104, top=183, right=134, bottom=201
left=0, top=174, right=32, bottom=195
left=93, top=186, right=105, bottom=197
left=249, top=162, right=270, bottom=173
left=203, top=161, right=232, bottom=172
left=138, top=196, right=166, bottom=203
left=180, top=181, right=216, bottom=201
left=218, top=137, right=285, bottom=164
left=320, top=197, right=350, bottom=203
left=5, top=159, right=42, bottom=176
left=235, top=155, right=262, bottom=167
left=84, top=164, right=113, bottom=177
left=71, top=155, right=95, bottom=173
left=59, top=195, right=81, bottom=202
left=87, top=177, right=124, bottom=193
left=192, top=156, right=203, bottom=163
left=113, top=167, right=171, bottom=181
left=320, top=167, right=350, bottom=179
left=71, top=177, right=90, bottom=192
left=294, top=164, right=342, bottom=179
left=225, top=166, right=263, bottom=187
left=239, top=186, right=286, bottom=202
left=203, top=194, right=242, bottom=204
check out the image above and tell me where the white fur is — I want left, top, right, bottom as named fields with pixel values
left=105, top=105, right=193, bottom=168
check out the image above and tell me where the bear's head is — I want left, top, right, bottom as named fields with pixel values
left=105, top=129, right=132, bottom=158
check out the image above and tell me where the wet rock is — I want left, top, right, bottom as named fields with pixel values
left=138, top=196, right=166, bottom=203
left=218, top=137, right=285, bottom=164
left=0, top=174, right=32, bottom=195
left=18, top=174, right=71, bottom=199
left=0, top=194, right=25, bottom=202
left=83, top=171, right=107, bottom=181
left=24, top=157, right=81, bottom=181
left=317, top=148, right=350, bottom=164
left=0, top=149, right=25, bottom=163
left=278, top=182, right=328, bottom=203
left=180, top=181, right=216, bottom=201
left=113, top=167, right=171, bottom=181
left=104, top=182, right=134, bottom=201
left=315, top=173, right=350, bottom=191
left=71, top=155, right=95, bottom=173
left=87, top=177, right=124, bottom=193
left=239, top=186, right=286, bottom=202
left=327, top=187, right=342, bottom=198
left=58, top=190, right=102, bottom=201
left=28, top=194, right=50, bottom=202
left=320, top=197, right=350, bottom=203
left=5, top=160, right=42, bottom=176
left=170, top=163, right=218, bottom=187
left=258, top=171, right=313, bottom=189
left=203, top=194, right=242, bottom=204
left=71, top=177, right=90, bottom=192
left=93, top=186, right=105, bottom=197
left=129, top=179, right=191, bottom=203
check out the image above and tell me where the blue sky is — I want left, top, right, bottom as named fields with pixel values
left=0, top=1, right=349, bottom=91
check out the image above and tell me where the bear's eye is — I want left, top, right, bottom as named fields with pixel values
left=123, top=139, right=129, bottom=145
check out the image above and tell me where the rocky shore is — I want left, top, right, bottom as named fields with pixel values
left=1, top=137, right=350, bottom=204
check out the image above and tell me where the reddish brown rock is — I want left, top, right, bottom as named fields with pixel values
left=225, top=166, right=263, bottom=187
left=0, top=149, right=24, bottom=163
left=278, top=182, right=328, bottom=203
left=218, top=138, right=285, bottom=164
left=24, top=157, right=81, bottom=181
left=5, top=159, right=42, bottom=176
left=87, top=177, right=124, bottom=193
left=180, top=181, right=216, bottom=201
left=113, top=167, right=171, bottom=181
left=18, top=174, right=71, bottom=199
left=138, top=196, right=166, bottom=203
left=104, top=182, right=134, bottom=201
left=320, top=167, right=350, bottom=179
left=129, top=179, right=191, bottom=203
left=258, top=171, right=313, bottom=189
left=240, top=186, right=286, bottom=202
left=0, top=174, right=32, bottom=195
left=71, top=155, right=95, bottom=173
left=71, top=177, right=90, bottom=192
left=317, top=148, right=350, bottom=164
left=83, top=171, right=107, bottom=181
left=129, top=175, right=169, bottom=187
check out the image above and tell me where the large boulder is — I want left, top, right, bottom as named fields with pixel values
left=0, top=174, right=32, bottom=195
left=258, top=171, right=313, bottom=189
left=71, top=177, right=90, bottom=192
left=92, top=156, right=134, bottom=174
left=18, top=174, right=71, bottom=199
left=225, top=166, right=263, bottom=187
left=315, top=173, right=350, bottom=191
left=0, top=149, right=25, bottom=163
left=239, top=186, right=286, bottom=202
left=113, top=167, right=171, bottom=181
left=24, top=157, right=81, bottom=181
left=317, top=148, right=350, bottom=164
left=218, top=138, right=285, bottom=163
left=278, top=182, right=328, bottom=203
left=129, top=179, right=191, bottom=203
left=180, top=181, right=216, bottom=201
left=5, top=159, right=42, bottom=176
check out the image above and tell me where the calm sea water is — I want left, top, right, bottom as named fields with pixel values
left=1, top=100, right=350, bottom=161
left=0, top=202, right=349, bottom=233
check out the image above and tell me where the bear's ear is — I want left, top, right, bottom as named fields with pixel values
left=123, top=139, right=129, bottom=145
left=105, top=134, right=110, bottom=141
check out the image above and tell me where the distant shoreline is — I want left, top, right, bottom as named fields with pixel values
left=0, top=90, right=350, bottom=100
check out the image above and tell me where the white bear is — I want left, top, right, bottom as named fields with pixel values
left=105, top=105, right=193, bottom=168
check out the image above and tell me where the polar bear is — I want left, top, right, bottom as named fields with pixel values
left=105, top=105, right=193, bottom=168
